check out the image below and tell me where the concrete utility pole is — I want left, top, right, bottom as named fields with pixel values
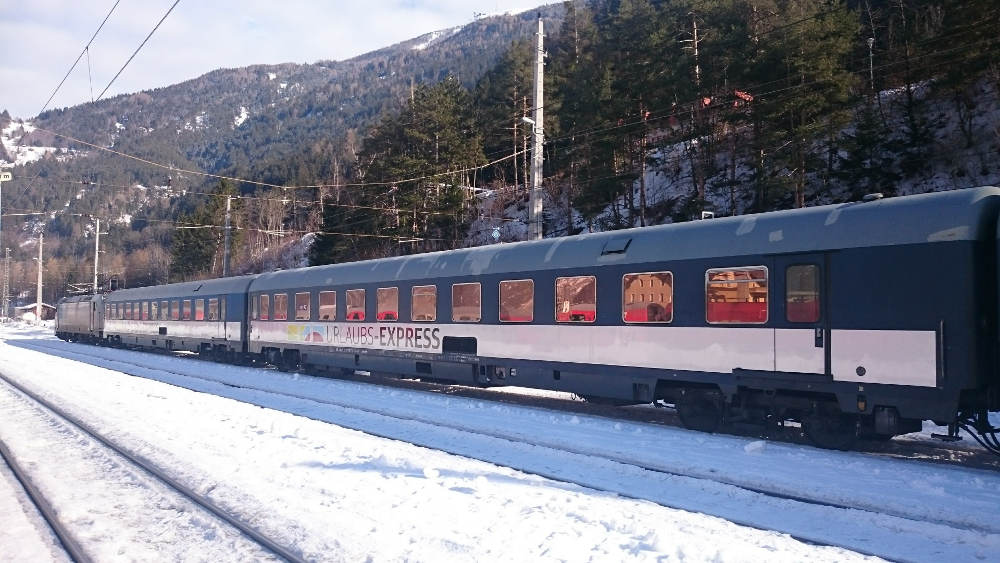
left=527, top=14, right=545, bottom=241
left=35, top=232, right=43, bottom=320
left=93, top=218, right=105, bottom=293
left=223, top=195, right=232, bottom=277
left=0, top=170, right=10, bottom=285
left=2, top=248, right=9, bottom=320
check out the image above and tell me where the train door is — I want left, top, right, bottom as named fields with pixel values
left=90, top=301, right=96, bottom=332
left=773, top=253, right=828, bottom=375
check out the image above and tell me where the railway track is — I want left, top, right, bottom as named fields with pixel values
left=7, top=337, right=1000, bottom=562
left=0, top=436, right=88, bottom=562
left=17, top=336, right=1000, bottom=471
left=0, top=371, right=306, bottom=563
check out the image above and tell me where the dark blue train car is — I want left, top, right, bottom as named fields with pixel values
left=245, top=187, right=1000, bottom=447
left=104, top=275, right=257, bottom=358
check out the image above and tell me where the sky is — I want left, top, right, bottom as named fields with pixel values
left=0, top=1, right=546, bottom=119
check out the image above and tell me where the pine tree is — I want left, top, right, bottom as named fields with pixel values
left=749, top=0, right=857, bottom=209
left=167, top=180, right=242, bottom=280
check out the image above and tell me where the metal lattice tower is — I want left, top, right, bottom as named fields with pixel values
left=2, top=248, right=10, bottom=320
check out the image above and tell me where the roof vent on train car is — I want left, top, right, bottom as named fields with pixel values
left=602, top=237, right=632, bottom=255
left=862, top=193, right=884, bottom=202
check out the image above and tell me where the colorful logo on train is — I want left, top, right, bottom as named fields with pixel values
left=287, top=324, right=326, bottom=342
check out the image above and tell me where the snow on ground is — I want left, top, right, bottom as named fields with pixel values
left=1, top=325, right=999, bottom=561
left=0, top=381, right=279, bottom=562
left=234, top=106, right=250, bottom=128
left=0, top=460, right=68, bottom=562
left=0, top=329, right=867, bottom=562
left=0, top=121, right=61, bottom=166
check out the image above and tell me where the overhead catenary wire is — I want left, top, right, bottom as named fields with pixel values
left=6, top=10, right=994, bottom=249
left=37, top=0, right=122, bottom=115
left=15, top=37, right=994, bottom=239
left=96, top=0, right=181, bottom=102
left=18, top=14, right=992, bottom=201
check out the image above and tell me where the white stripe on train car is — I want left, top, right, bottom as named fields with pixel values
left=775, top=328, right=824, bottom=374
left=830, top=329, right=937, bottom=387
left=105, top=320, right=230, bottom=341
left=250, top=322, right=938, bottom=387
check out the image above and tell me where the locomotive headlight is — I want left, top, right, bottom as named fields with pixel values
left=857, top=395, right=867, bottom=412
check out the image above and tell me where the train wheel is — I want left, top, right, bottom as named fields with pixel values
left=676, top=390, right=723, bottom=434
left=803, top=409, right=858, bottom=451
left=277, top=350, right=300, bottom=373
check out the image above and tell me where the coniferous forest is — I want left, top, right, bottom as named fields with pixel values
left=2, top=0, right=998, bottom=302
left=311, top=0, right=999, bottom=265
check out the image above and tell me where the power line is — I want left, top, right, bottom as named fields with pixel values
left=97, top=0, right=181, bottom=102
left=38, top=0, right=122, bottom=115
left=30, top=123, right=527, bottom=191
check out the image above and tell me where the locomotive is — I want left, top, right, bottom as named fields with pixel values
left=56, top=186, right=1000, bottom=452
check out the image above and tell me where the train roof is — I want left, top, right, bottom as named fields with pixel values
left=58, top=294, right=103, bottom=304
left=107, top=273, right=258, bottom=301
left=249, top=186, right=1000, bottom=291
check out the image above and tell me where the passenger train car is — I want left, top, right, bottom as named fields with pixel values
left=100, top=275, right=255, bottom=361
left=56, top=187, right=1000, bottom=451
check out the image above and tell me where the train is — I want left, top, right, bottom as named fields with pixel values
left=55, top=186, right=1000, bottom=453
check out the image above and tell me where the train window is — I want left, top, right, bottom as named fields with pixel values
left=220, top=297, right=226, bottom=320
left=555, top=276, right=597, bottom=323
left=346, top=289, right=365, bottom=321
left=706, top=266, right=768, bottom=324
left=319, top=291, right=336, bottom=320
left=274, top=294, right=288, bottom=321
left=623, top=272, right=673, bottom=323
left=110, top=303, right=116, bottom=319
left=377, top=287, right=398, bottom=321
left=195, top=299, right=205, bottom=321
left=786, top=265, right=820, bottom=323
left=411, top=285, right=436, bottom=322
left=208, top=298, right=219, bottom=321
left=160, top=301, right=168, bottom=321
left=124, top=303, right=130, bottom=320
left=500, top=280, right=534, bottom=323
left=451, top=283, right=481, bottom=322
left=171, top=301, right=180, bottom=321
left=259, top=294, right=270, bottom=321
left=295, top=292, right=311, bottom=321
left=151, top=301, right=159, bottom=320
left=144, top=302, right=151, bottom=321
left=105, top=304, right=110, bottom=319
left=182, top=300, right=192, bottom=321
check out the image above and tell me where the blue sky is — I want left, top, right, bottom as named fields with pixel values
left=0, top=1, right=546, bottom=118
